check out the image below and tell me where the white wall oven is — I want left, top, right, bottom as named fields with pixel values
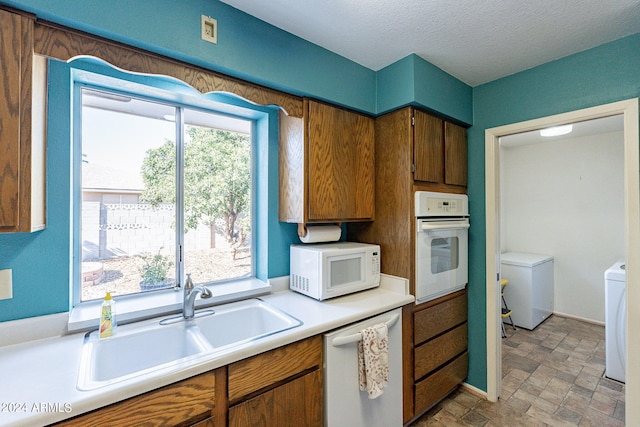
left=415, top=191, right=469, bottom=304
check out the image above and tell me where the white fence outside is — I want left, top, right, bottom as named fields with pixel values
left=82, top=202, right=214, bottom=260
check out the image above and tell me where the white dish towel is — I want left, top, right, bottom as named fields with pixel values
left=357, top=322, right=389, bottom=399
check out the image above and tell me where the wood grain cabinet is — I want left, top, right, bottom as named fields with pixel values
left=413, top=108, right=467, bottom=188
left=412, top=290, right=468, bottom=416
left=0, top=8, right=47, bottom=233
left=54, top=372, right=217, bottom=427
left=228, top=336, right=323, bottom=427
left=279, top=99, right=375, bottom=226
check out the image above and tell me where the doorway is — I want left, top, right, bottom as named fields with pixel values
left=484, top=99, right=639, bottom=422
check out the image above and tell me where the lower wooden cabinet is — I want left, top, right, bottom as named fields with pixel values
left=228, top=336, right=323, bottom=427
left=229, top=370, right=322, bottom=427
left=54, top=337, right=323, bottom=427
left=54, top=372, right=216, bottom=427
left=410, top=289, right=468, bottom=420
left=414, top=352, right=468, bottom=412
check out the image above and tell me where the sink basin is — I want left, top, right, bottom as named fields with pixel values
left=77, top=298, right=301, bottom=390
left=77, top=321, right=211, bottom=391
left=193, top=298, right=302, bottom=349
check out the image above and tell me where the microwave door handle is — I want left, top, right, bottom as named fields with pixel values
left=330, top=313, right=400, bottom=347
left=420, top=222, right=470, bottom=231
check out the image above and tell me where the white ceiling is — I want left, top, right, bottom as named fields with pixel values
left=500, top=115, right=624, bottom=147
left=219, top=0, right=640, bottom=86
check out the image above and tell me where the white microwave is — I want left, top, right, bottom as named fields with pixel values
left=289, top=242, right=381, bottom=300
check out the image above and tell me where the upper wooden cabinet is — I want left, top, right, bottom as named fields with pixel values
left=413, top=109, right=467, bottom=187
left=0, top=9, right=47, bottom=233
left=279, top=99, right=375, bottom=224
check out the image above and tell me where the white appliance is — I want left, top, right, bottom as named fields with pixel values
left=415, top=191, right=469, bottom=304
left=605, top=260, right=626, bottom=382
left=289, top=242, right=381, bottom=300
left=323, top=308, right=402, bottom=427
left=500, top=252, right=554, bottom=329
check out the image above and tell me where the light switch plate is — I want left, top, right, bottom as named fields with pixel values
left=0, top=269, right=12, bottom=300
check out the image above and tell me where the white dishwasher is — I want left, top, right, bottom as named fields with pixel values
left=323, top=308, right=403, bottom=427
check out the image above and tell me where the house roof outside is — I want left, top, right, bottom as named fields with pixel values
left=82, top=161, right=145, bottom=194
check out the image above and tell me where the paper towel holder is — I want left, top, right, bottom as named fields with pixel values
left=297, top=222, right=342, bottom=238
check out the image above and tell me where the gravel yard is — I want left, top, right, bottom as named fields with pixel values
left=82, top=247, right=251, bottom=301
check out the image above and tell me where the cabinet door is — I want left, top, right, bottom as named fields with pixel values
left=413, top=110, right=444, bottom=183
left=0, top=9, right=25, bottom=230
left=55, top=372, right=216, bottom=426
left=228, top=370, right=322, bottom=427
left=0, top=9, right=46, bottom=233
left=444, top=121, right=467, bottom=186
left=307, top=100, right=374, bottom=221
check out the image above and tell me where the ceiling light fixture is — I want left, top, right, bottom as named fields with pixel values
left=540, top=124, right=573, bottom=137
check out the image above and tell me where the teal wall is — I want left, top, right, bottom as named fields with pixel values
left=466, top=32, right=640, bottom=389
left=2, top=0, right=378, bottom=114
left=377, top=54, right=473, bottom=124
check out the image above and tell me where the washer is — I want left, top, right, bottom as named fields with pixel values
left=605, top=260, right=626, bottom=383
left=500, top=252, right=554, bottom=330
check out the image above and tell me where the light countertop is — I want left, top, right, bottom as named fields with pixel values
left=0, top=275, right=413, bottom=426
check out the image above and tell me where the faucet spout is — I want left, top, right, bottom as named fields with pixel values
left=183, top=274, right=212, bottom=320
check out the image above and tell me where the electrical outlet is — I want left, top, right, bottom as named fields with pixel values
left=0, top=269, right=12, bottom=300
left=201, top=15, right=218, bottom=44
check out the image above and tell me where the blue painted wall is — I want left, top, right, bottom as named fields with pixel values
left=2, top=0, right=378, bottom=113
left=466, top=32, right=640, bottom=390
left=377, top=54, right=473, bottom=124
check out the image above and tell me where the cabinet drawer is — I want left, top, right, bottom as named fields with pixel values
left=228, top=336, right=322, bottom=402
left=55, top=372, right=215, bottom=427
left=414, top=352, right=468, bottom=414
left=414, top=291, right=467, bottom=345
left=414, top=323, right=467, bottom=380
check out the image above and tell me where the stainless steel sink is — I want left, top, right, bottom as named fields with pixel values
left=77, top=298, right=301, bottom=390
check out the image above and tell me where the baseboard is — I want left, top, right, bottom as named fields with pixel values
left=553, top=311, right=604, bottom=327
left=460, top=381, right=488, bottom=400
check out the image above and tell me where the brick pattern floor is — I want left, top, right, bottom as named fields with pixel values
left=410, top=315, right=625, bottom=426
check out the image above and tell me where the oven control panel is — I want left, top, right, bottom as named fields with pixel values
left=415, top=191, right=469, bottom=216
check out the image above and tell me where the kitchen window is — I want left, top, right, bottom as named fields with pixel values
left=69, top=62, right=270, bottom=327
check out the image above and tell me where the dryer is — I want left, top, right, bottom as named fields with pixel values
left=605, top=260, right=626, bottom=383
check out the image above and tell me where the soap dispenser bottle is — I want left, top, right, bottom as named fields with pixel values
left=99, top=292, right=117, bottom=338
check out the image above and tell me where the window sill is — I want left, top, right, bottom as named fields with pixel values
left=68, top=278, right=272, bottom=332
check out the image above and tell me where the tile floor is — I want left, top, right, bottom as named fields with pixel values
left=410, top=315, right=625, bottom=426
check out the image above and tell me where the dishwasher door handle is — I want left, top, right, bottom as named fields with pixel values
left=331, top=313, right=400, bottom=347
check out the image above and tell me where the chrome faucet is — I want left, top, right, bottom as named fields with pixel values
left=183, top=273, right=212, bottom=320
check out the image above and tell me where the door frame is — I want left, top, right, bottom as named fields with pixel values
left=484, top=99, right=639, bottom=422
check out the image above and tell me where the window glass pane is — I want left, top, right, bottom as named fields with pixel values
left=182, top=108, right=253, bottom=286
left=80, top=89, right=177, bottom=301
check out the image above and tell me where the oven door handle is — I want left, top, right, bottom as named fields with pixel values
left=420, top=222, right=470, bottom=231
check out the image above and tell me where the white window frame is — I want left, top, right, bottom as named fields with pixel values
left=68, top=65, right=271, bottom=331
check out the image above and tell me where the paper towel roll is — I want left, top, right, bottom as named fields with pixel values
left=299, top=225, right=342, bottom=243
